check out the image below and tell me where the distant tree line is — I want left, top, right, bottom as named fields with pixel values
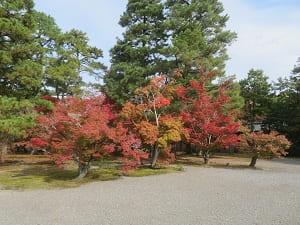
left=239, top=61, right=300, bottom=156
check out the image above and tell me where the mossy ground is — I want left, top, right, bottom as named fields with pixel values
left=0, top=155, right=182, bottom=190
left=0, top=153, right=259, bottom=190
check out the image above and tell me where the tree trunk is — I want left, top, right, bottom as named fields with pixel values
left=150, top=144, right=155, bottom=158
left=203, top=151, right=210, bottom=164
left=76, top=161, right=90, bottom=179
left=249, top=155, right=258, bottom=167
left=0, top=140, right=8, bottom=163
left=151, top=143, right=160, bottom=168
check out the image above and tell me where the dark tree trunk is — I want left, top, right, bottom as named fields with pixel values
left=203, top=151, right=210, bottom=164
left=249, top=155, right=258, bottom=167
left=150, top=144, right=155, bottom=158
left=151, top=143, right=160, bottom=168
left=76, top=161, right=91, bottom=179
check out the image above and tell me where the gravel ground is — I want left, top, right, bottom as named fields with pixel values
left=0, top=158, right=299, bottom=225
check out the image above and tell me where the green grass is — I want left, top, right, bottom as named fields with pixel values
left=0, top=155, right=182, bottom=190
left=0, top=153, right=263, bottom=190
left=0, top=166, right=180, bottom=190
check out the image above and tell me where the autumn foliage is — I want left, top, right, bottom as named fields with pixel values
left=29, top=71, right=291, bottom=177
left=240, top=127, right=291, bottom=167
left=121, top=75, right=189, bottom=167
left=31, top=96, right=147, bottom=178
left=176, top=71, right=240, bottom=163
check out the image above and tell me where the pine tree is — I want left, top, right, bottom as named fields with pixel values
left=0, top=0, right=48, bottom=160
left=0, top=96, right=36, bottom=162
left=104, top=0, right=167, bottom=105
left=104, top=0, right=236, bottom=104
left=267, top=58, right=300, bottom=156
left=45, top=29, right=105, bottom=98
left=165, top=0, right=237, bottom=83
left=239, top=69, right=272, bottom=131
left=0, top=0, right=105, bottom=159
left=0, top=0, right=44, bottom=99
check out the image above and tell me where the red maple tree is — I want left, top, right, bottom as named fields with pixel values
left=176, top=71, right=240, bottom=164
left=31, top=96, right=147, bottom=178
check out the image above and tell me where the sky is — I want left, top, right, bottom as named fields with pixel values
left=34, top=0, right=300, bottom=82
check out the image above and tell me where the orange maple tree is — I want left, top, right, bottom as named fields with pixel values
left=240, top=126, right=291, bottom=167
left=121, top=75, right=189, bottom=167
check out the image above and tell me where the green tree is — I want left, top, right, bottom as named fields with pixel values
left=0, top=0, right=44, bottom=99
left=239, top=69, right=272, bottom=131
left=0, top=0, right=104, bottom=159
left=0, top=0, right=43, bottom=160
left=104, top=0, right=167, bottom=105
left=0, top=96, right=36, bottom=162
left=104, top=0, right=236, bottom=104
left=45, top=29, right=105, bottom=98
left=212, top=76, right=244, bottom=115
left=165, top=0, right=237, bottom=83
left=267, top=58, right=300, bottom=156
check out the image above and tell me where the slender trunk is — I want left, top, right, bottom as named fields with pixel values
left=0, top=140, right=8, bottom=163
left=203, top=151, right=210, bottom=164
left=150, top=144, right=155, bottom=158
left=249, top=155, right=258, bottom=167
left=151, top=143, right=160, bottom=168
left=76, top=161, right=91, bottom=179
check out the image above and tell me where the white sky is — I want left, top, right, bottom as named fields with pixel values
left=35, top=0, right=300, bottom=82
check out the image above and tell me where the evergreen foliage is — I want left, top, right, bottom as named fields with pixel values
left=104, top=0, right=167, bottom=105
left=239, top=69, right=272, bottom=131
left=267, top=58, right=300, bottom=155
left=104, top=0, right=236, bottom=104
left=0, top=0, right=104, bottom=159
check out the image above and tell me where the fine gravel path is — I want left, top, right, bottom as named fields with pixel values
left=0, top=158, right=299, bottom=225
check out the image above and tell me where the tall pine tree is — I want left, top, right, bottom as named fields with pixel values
left=0, top=0, right=105, bottom=159
left=0, top=0, right=41, bottom=159
left=104, top=0, right=236, bottom=104
left=104, top=0, right=167, bottom=105
left=0, top=0, right=44, bottom=98
left=45, top=29, right=105, bottom=98
left=165, top=0, right=236, bottom=82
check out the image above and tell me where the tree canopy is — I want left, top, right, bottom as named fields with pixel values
left=104, top=0, right=236, bottom=105
left=0, top=0, right=104, bottom=154
left=239, top=69, right=272, bottom=131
